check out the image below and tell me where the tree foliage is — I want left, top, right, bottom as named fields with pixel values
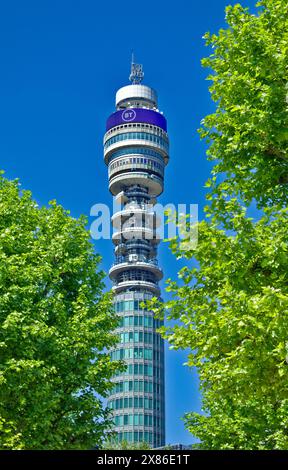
left=102, top=439, right=151, bottom=450
left=0, top=174, right=122, bottom=449
left=149, top=0, right=288, bottom=449
left=152, top=206, right=288, bottom=449
left=200, top=0, right=288, bottom=214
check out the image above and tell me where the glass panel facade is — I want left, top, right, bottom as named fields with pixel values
left=104, top=131, right=169, bottom=152
left=109, top=156, right=164, bottom=175
left=108, top=147, right=164, bottom=163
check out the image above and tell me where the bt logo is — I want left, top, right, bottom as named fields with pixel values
left=122, top=109, right=136, bottom=122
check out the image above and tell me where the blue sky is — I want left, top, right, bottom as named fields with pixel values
left=0, top=0, right=256, bottom=445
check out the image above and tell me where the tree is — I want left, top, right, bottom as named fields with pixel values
left=152, top=206, right=288, bottom=449
left=149, top=0, right=288, bottom=449
left=102, top=439, right=151, bottom=450
left=0, top=173, right=123, bottom=449
left=200, top=0, right=288, bottom=218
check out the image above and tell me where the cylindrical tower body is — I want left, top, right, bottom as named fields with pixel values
left=104, top=80, right=169, bottom=448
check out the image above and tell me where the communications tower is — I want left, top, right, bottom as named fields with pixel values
left=104, top=57, right=169, bottom=447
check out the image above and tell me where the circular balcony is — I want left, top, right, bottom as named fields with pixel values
left=104, top=123, right=168, bottom=147
left=112, top=227, right=161, bottom=245
left=109, top=172, right=163, bottom=197
left=109, top=260, right=163, bottom=281
left=104, top=139, right=169, bottom=165
left=112, top=208, right=161, bottom=228
left=108, top=157, right=164, bottom=181
left=112, top=280, right=160, bottom=296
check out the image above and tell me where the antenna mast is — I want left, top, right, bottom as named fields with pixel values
left=129, top=52, right=144, bottom=84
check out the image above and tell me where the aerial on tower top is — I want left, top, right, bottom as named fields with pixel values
left=129, top=52, right=144, bottom=84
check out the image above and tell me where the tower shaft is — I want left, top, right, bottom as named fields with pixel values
left=104, top=79, right=169, bottom=448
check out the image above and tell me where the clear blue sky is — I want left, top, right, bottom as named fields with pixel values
left=0, top=0, right=256, bottom=445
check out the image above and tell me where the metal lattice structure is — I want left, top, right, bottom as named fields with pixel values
left=129, top=53, right=144, bottom=84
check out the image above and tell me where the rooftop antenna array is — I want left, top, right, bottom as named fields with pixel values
left=129, top=52, right=144, bottom=84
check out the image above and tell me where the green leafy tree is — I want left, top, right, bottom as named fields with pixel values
left=152, top=206, right=288, bottom=449
left=149, top=0, right=288, bottom=449
left=103, top=439, right=151, bottom=450
left=200, top=0, right=288, bottom=217
left=0, top=173, right=123, bottom=449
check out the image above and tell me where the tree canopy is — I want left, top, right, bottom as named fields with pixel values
left=0, top=173, right=122, bottom=449
left=154, top=206, right=288, bottom=449
left=200, top=0, right=288, bottom=215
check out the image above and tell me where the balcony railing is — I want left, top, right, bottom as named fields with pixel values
left=113, top=257, right=159, bottom=267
